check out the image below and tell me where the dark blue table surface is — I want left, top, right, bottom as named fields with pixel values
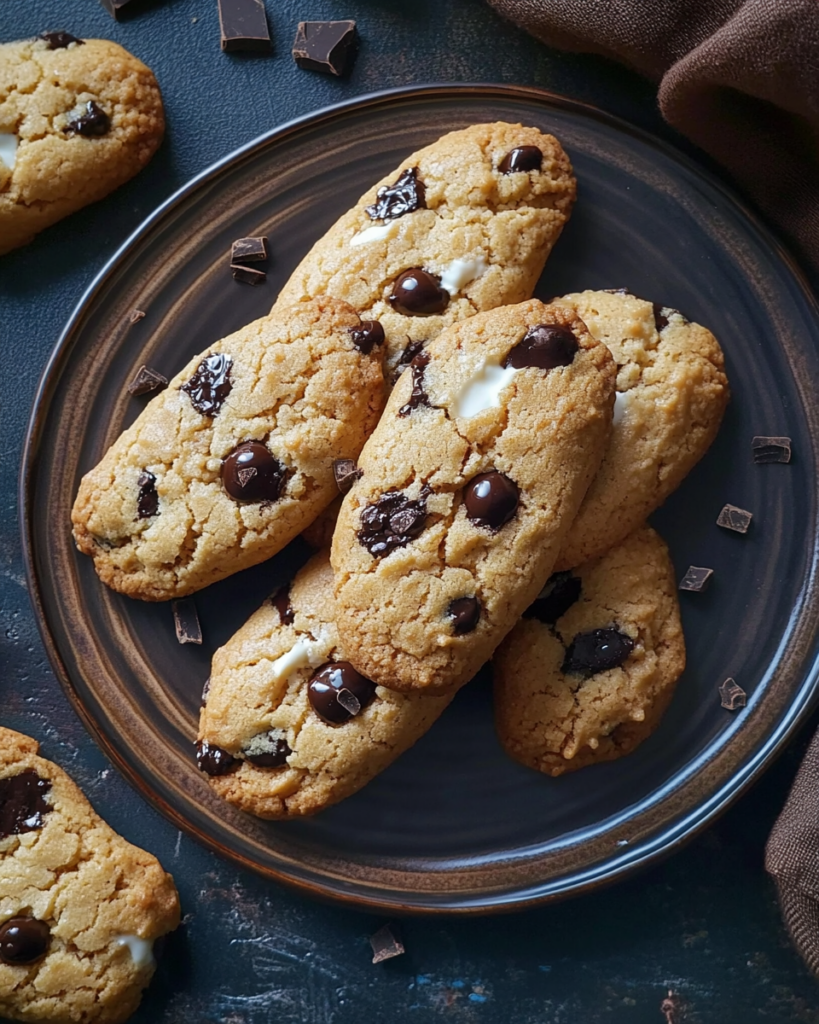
left=2, top=1, right=819, bottom=1020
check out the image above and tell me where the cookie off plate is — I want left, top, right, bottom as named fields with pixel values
left=21, top=84, right=819, bottom=912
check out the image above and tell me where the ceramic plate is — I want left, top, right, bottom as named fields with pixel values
left=21, top=85, right=819, bottom=912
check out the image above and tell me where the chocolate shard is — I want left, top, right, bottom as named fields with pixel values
left=231, top=236, right=268, bottom=263
left=127, top=364, right=168, bottom=396
left=219, top=0, right=271, bottom=51
left=716, top=504, right=753, bottom=534
left=719, top=677, right=746, bottom=711
left=128, top=308, right=146, bottom=324
left=370, top=923, right=405, bottom=964
left=136, top=470, right=159, bottom=520
left=333, top=459, right=362, bottom=494
left=678, top=566, right=713, bottom=592
left=231, top=263, right=266, bottom=285
left=752, top=435, right=792, bottom=464
left=172, top=599, right=202, bottom=645
left=398, top=351, right=431, bottom=416
left=64, top=101, right=110, bottom=138
left=40, top=31, right=84, bottom=48
left=292, top=20, right=357, bottom=77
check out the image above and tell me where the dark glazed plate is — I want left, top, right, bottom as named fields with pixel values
left=22, top=85, right=819, bottom=913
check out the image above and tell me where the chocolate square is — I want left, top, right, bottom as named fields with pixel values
left=219, top=0, right=271, bottom=52
left=173, top=600, right=203, bottom=645
left=231, top=236, right=268, bottom=263
left=99, top=0, right=143, bottom=19
left=719, top=677, right=746, bottom=711
left=678, top=566, right=713, bottom=592
left=292, top=21, right=357, bottom=76
left=752, top=435, right=792, bottom=464
left=231, top=264, right=266, bottom=285
left=127, top=364, right=168, bottom=396
left=369, top=923, right=404, bottom=964
left=716, top=504, right=753, bottom=534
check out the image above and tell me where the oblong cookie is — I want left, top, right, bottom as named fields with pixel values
left=0, top=36, right=164, bottom=256
left=276, top=122, right=576, bottom=373
left=331, top=299, right=616, bottom=695
left=0, top=727, right=179, bottom=1024
left=72, top=297, right=385, bottom=601
left=198, top=552, right=452, bottom=818
left=553, top=289, right=729, bottom=570
left=494, top=525, right=686, bottom=776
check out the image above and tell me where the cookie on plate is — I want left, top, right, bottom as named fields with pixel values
left=275, top=122, right=576, bottom=374
left=331, top=299, right=616, bottom=695
left=553, top=289, right=729, bottom=570
left=0, top=35, right=164, bottom=256
left=494, top=525, right=685, bottom=776
left=0, top=727, right=180, bottom=1024
left=197, top=551, right=452, bottom=818
left=72, top=297, right=385, bottom=601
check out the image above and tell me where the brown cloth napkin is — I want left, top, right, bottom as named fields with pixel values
left=484, top=0, right=819, bottom=282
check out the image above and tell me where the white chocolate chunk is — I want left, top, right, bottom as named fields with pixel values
left=613, top=390, right=631, bottom=426
left=269, top=631, right=331, bottom=682
left=115, top=935, right=155, bottom=969
left=438, top=256, right=488, bottom=295
left=452, top=358, right=517, bottom=418
left=0, top=133, right=18, bottom=171
left=350, top=222, right=399, bottom=246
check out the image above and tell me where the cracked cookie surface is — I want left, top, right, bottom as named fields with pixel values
left=494, top=525, right=685, bottom=776
left=72, top=297, right=385, bottom=601
left=331, top=299, right=616, bottom=695
left=198, top=552, right=452, bottom=818
left=0, top=727, right=179, bottom=1024
left=0, top=36, right=164, bottom=256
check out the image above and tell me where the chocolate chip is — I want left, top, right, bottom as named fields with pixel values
left=448, top=596, right=481, bottom=635
left=195, top=740, right=239, bottom=776
left=333, top=459, right=362, bottom=494
left=370, top=923, right=405, bottom=964
left=40, top=31, right=83, bottom=48
left=358, top=490, right=429, bottom=556
left=389, top=269, right=449, bottom=316
left=719, top=677, right=746, bottom=710
left=716, top=504, right=753, bottom=534
left=219, top=0, right=272, bottom=51
left=181, top=353, right=233, bottom=416
left=231, top=236, right=268, bottom=263
left=562, top=627, right=635, bottom=676
left=752, top=436, right=792, bottom=464
left=172, top=599, right=202, bottom=645
left=292, top=20, right=357, bottom=76
left=0, top=771, right=51, bottom=840
left=64, top=100, right=110, bottom=137
left=127, top=364, right=168, bottom=396
left=498, top=146, right=542, bottom=174
left=222, top=441, right=286, bottom=503
left=678, top=566, right=713, bottom=592
left=0, top=918, right=50, bottom=965
left=242, top=730, right=291, bottom=767
left=398, top=351, right=431, bottom=416
left=349, top=320, right=385, bottom=355
left=525, top=571, right=582, bottom=624
left=136, top=471, right=159, bottom=520
left=366, top=167, right=426, bottom=221
left=270, top=586, right=294, bottom=625
left=307, top=662, right=376, bottom=724
left=464, top=471, right=519, bottom=531
left=231, top=264, right=266, bottom=285
left=505, top=324, right=578, bottom=370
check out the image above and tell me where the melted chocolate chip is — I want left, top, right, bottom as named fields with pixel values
left=136, top=471, right=159, bottom=520
left=398, top=351, right=430, bottom=416
left=448, top=596, right=481, bottom=635
left=0, top=917, right=50, bottom=965
left=505, top=324, right=578, bottom=370
left=562, top=627, right=635, bottom=676
left=40, top=30, right=83, bottom=48
left=222, top=442, right=286, bottom=503
left=349, top=320, right=385, bottom=355
left=391, top=339, right=425, bottom=385
left=358, top=490, right=429, bottom=556
left=195, top=741, right=239, bottom=777
left=181, top=353, right=233, bottom=416
left=389, top=270, right=449, bottom=316
left=499, top=146, right=542, bottom=174
left=525, top=571, right=582, bottom=624
left=243, top=730, right=291, bottom=767
left=464, top=472, right=519, bottom=531
left=365, top=167, right=426, bottom=221
left=64, top=100, right=110, bottom=137
left=307, top=662, right=376, bottom=724
left=0, top=771, right=51, bottom=840
left=270, top=586, right=294, bottom=625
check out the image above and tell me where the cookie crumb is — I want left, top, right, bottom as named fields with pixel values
left=719, top=677, right=746, bottom=710
left=370, top=923, right=404, bottom=964
left=716, top=504, right=753, bottom=534
left=172, top=600, right=202, bottom=645
left=127, top=364, right=168, bottom=396
left=128, top=308, right=146, bottom=324
left=752, top=435, right=791, bottom=464
left=678, top=566, right=713, bottom=592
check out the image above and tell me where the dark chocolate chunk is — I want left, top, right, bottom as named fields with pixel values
left=0, top=917, right=50, bottom=966
left=292, top=20, right=357, bottom=76
left=349, top=320, right=385, bottom=355
left=64, top=101, right=110, bottom=138
left=219, top=0, right=271, bottom=52
left=562, top=627, right=635, bottom=676
left=398, top=351, right=431, bottom=416
left=270, top=586, right=294, bottom=625
left=231, top=264, right=266, bottom=285
left=181, top=353, right=233, bottom=417
left=358, top=490, right=429, bottom=556
left=719, top=677, right=746, bottom=711
left=243, top=730, right=291, bottom=767
left=716, top=504, right=753, bottom=534
left=505, top=324, right=578, bottom=370
left=195, top=740, right=238, bottom=776
left=448, top=596, right=481, bottom=635
left=128, top=308, right=146, bottom=324
left=40, top=31, right=83, bottom=48
left=172, top=599, right=202, bottom=645
left=333, top=459, right=362, bottom=494
left=391, top=339, right=425, bottom=384
left=231, top=236, right=268, bottom=263
left=525, top=571, right=582, bottom=624
left=98, top=0, right=142, bottom=18
left=752, top=435, right=792, bottom=464
left=498, top=146, right=542, bottom=174
left=366, top=167, right=425, bottom=221
left=370, top=923, right=405, bottom=964
left=652, top=304, right=687, bottom=332
left=127, top=364, right=168, bottom=396
left=136, top=470, right=159, bottom=520
left=389, top=269, right=449, bottom=316
left=307, top=661, right=376, bottom=724
left=464, top=471, right=519, bottom=531
left=222, top=441, right=286, bottom=503
left=678, top=566, right=713, bottom=592
left=0, top=771, right=51, bottom=840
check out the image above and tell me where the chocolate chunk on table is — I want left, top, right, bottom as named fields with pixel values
left=231, top=236, right=268, bottom=263
left=370, top=923, right=405, bottom=964
left=719, top=677, right=746, bottom=710
left=219, top=0, right=271, bottom=52
left=127, top=364, right=168, bottom=396
left=752, top=435, right=792, bottom=464
left=173, top=599, right=202, bottom=645
left=231, top=264, right=266, bottom=285
left=292, top=20, right=357, bottom=76
left=716, top=504, right=753, bottom=534
left=98, top=0, right=144, bottom=18
left=678, top=566, right=713, bottom=592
